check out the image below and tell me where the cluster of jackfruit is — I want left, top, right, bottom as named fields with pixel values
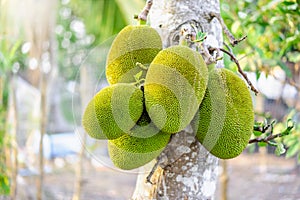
left=82, top=25, right=254, bottom=170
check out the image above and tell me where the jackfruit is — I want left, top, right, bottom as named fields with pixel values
left=108, top=134, right=170, bottom=170
left=106, top=25, right=162, bottom=85
left=192, top=68, right=254, bottom=159
left=108, top=111, right=171, bottom=170
left=82, top=83, right=144, bottom=140
left=144, top=45, right=208, bottom=133
left=129, top=110, right=161, bottom=138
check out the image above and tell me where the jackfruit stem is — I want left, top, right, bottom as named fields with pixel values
left=134, top=0, right=152, bottom=25
left=209, top=12, right=247, bottom=47
left=210, top=47, right=259, bottom=95
left=136, top=62, right=148, bottom=70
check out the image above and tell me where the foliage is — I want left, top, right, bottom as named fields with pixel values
left=56, top=0, right=144, bottom=81
left=278, top=110, right=300, bottom=163
left=0, top=106, right=9, bottom=195
left=0, top=10, right=27, bottom=195
left=220, top=0, right=300, bottom=160
left=221, top=0, right=300, bottom=76
left=249, top=118, right=295, bottom=156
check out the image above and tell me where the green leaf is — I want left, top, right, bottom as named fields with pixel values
left=286, top=142, right=300, bottom=158
left=255, top=47, right=264, bottom=58
left=277, top=60, right=292, bottom=78
left=253, top=130, right=263, bottom=136
left=255, top=69, right=261, bottom=80
left=275, top=142, right=286, bottom=156
left=258, top=142, right=267, bottom=147
left=268, top=141, right=278, bottom=146
left=134, top=71, right=143, bottom=82
left=0, top=174, right=10, bottom=195
left=284, top=136, right=298, bottom=147
left=281, top=119, right=295, bottom=136
left=297, top=153, right=300, bottom=164
left=195, top=32, right=207, bottom=42
left=286, top=52, right=300, bottom=63
left=8, top=40, right=22, bottom=61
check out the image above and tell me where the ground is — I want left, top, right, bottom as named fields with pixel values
left=16, top=152, right=300, bottom=200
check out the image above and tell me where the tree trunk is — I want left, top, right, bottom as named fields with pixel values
left=36, top=72, right=48, bottom=200
left=132, top=0, right=223, bottom=199
left=72, top=66, right=93, bottom=200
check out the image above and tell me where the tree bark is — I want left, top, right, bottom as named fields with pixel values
left=132, top=0, right=223, bottom=199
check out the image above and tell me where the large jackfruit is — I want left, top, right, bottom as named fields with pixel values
left=144, top=45, right=208, bottom=133
left=108, top=113, right=171, bottom=170
left=82, top=83, right=144, bottom=140
left=192, top=68, right=254, bottom=159
left=106, top=25, right=162, bottom=85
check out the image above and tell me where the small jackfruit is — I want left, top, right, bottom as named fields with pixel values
left=108, top=112, right=171, bottom=170
left=144, top=45, right=208, bottom=133
left=106, top=25, right=162, bottom=85
left=82, top=83, right=144, bottom=140
left=108, top=133, right=171, bottom=170
left=192, top=68, right=254, bottom=159
left=129, top=110, right=162, bottom=138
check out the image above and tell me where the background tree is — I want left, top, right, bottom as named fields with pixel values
left=0, top=0, right=27, bottom=197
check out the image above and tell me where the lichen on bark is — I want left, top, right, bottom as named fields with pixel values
left=132, top=0, right=223, bottom=199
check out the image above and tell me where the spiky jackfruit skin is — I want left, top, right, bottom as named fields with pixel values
left=129, top=110, right=162, bottom=138
left=82, top=83, right=144, bottom=140
left=106, top=25, right=162, bottom=85
left=108, top=111, right=171, bottom=170
left=108, top=131, right=171, bottom=170
left=144, top=45, right=208, bottom=133
left=192, top=68, right=254, bottom=159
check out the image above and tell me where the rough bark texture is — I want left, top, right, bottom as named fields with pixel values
left=132, top=0, right=223, bottom=199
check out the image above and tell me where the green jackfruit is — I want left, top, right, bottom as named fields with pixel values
left=108, top=133, right=170, bottom=170
left=108, top=113, right=171, bottom=170
left=192, top=68, right=254, bottom=159
left=129, top=110, right=162, bottom=138
left=144, top=45, right=208, bottom=133
left=82, top=83, right=144, bottom=140
left=106, top=25, right=162, bottom=85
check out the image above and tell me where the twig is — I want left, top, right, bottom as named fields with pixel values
left=210, top=47, right=259, bottom=95
left=135, top=0, right=153, bottom=22
left=223, top=42, right=233, bottom=55
left=209, top=12, right=247, bottom=47
left=248, top=132, right=285, bottom=144
left=254, top=123, right=272, bottom=133
left=249, top=119, right=294, bottom=144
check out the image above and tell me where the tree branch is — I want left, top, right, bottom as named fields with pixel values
left=210, top=47, right=259, bottom=95
left=248, top=132, right=284, bottom=144
left=209, top=12, right=247, bottom=47
left=249, top=119, right=295, bottom=144
left=135, top=0, right=153, bottom=22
